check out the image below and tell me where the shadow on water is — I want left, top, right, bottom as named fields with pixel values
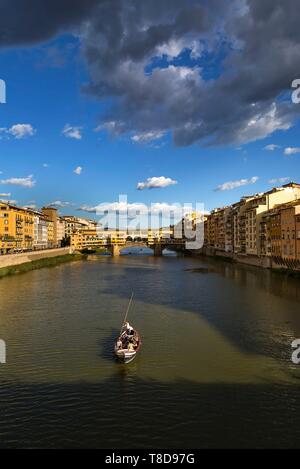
left=93, top=255, right=300, bottom=362
left=98, top=329, right=120, bottom=361
left=0, top=377, right=300, bottom=448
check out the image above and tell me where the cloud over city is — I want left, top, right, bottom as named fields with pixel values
left=215, top=176, right=259, bottom=191
left=268, top=177, right=291, bottom=185
left=48, top=201, right=73, bottom=208
left=0, top=175, right=35, bottom=188
left=137, top=176, right=178, bottom=190
left=1, top=1, right=300, bottom=147
left=77, top=200, right=189, bottom=217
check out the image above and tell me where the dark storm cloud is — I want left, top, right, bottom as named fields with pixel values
left=0, top=0, right=98, bottom=46
left=80, top=0, right=300, bottom=146
left=1, top=0, right=300, bottom=146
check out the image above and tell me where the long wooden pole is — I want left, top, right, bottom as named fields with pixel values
left=120, top=292, right=134, bottom=334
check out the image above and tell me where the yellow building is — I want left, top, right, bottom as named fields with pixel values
left=147, top=229, right=160, bottom=245
left=71, top=229, right=132, bottom=251
left=205, top=207, right=233, bottom=252
left=280, top=203, right=300, bottom=262
left=42, top=207, right=58, bottom=246
left=261, top=201, right=300, bottom=267
left=105, top=229, right=127, bottom=246
left=234, top=183, right=300, bottom=256
left=46, top=219, right=55, bottom=248
left=71, top=229, right=108, bottom=250
left=0, top=202, right=34, bottom=253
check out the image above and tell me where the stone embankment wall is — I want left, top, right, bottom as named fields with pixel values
left=0, top=247, right=72, bottom=269
left=195, top=247, right=299, bottom=271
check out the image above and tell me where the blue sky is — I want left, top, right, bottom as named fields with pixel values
left=0, top=5, right=300, bottom=220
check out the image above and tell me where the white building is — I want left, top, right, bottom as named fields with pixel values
left=33, top=214, right=48, bottom=250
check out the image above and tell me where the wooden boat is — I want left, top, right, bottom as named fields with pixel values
left=114, top=292, right=141, bottom=364
left=114, top=326, right=141, bottom=364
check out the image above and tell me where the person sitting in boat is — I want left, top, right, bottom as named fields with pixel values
left=117, top=339, right=123, bottom=350
left=128, top=341, right=135, bottom=352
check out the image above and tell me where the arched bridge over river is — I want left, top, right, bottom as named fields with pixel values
left=107, top=239, right=186, bottom=257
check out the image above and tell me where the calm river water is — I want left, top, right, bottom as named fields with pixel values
left=0, top=252, right=300, bottom=448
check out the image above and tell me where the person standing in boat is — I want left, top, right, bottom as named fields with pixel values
left=125, top=321, right=134, bottom=336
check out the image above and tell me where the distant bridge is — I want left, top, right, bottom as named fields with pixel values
left=107, top=239, right=186, bottom=257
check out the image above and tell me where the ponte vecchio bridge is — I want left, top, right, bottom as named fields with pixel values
left=71, top=227, right=188, bottom=256
left=107, top=238, right=186, bottom=257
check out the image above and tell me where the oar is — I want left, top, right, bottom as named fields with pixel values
left=120, top=292, right=134, bottom=334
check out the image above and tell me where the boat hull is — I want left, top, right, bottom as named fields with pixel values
left=115, top=349, right=137, bottom=364
left=114, top=329, right=141, bottom=364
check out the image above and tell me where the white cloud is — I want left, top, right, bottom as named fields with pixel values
left=269, top=177, right=291, bottom=185
left=0, top=175, right=35, bottom=188
left=23, top=204, right=37, bottom=210
left=264, top=144, right=280, bottom=151
left=216, top=176, right=259, bottom=191
left=8, top=124, right=36, bottom=139
left=62, top=124, right=82, bottom=140
left=284, top=147, right=300, bottom=155
left=74, top=166, right=82, bottom=175
left=43, top=163, right=49, bottom=168
left=236, top=103, right=292, bottom=144
left=78, top=201, right=186, bottom=217
left=0, top=193, right=11, bottom=197
left=0, top=124, right=36, bottom=140
left=131, top=130, right=166, bottom=144
left=49, top=200, right=72, bottom=208
left=0, top=199, right=17, bottom=205
left=137, top=176, right=178, bottom=190
left=156, top=38, right=204, bottom=60
left=156, top=39, right=186, bottom=59
left=95, top=121, right=121, bottom=134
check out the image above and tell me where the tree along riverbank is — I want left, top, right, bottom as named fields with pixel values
left=0, top=254, right=86, bottom=279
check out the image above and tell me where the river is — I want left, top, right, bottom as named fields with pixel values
left=0, top=252, right=300, bottom=448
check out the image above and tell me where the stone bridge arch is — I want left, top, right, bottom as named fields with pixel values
left=108, top=241, right=162, bottom=257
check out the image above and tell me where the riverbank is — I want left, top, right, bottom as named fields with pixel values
left=192, top=247, right=300, bottom=274
left=79, top=248, right=107, bottom=255
left=0, top=253, right=86, bottom=279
